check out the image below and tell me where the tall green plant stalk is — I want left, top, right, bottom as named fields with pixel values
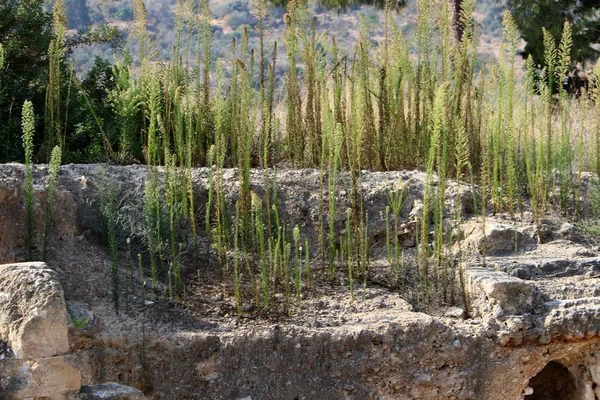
left=284, top=240, right=291, bottom=315
left=22, top=100, right=36, bottom=260
left=252, top=193, right=270, bottom=310
left=556, top=22, right=573, bottom=212
left=500, top=11, right=521, bottom=218
left=284, top=0, right=304, bottom=163
left=233, top=204, right=241, bottom=315
left=327, top=123, right=343, bottom=283
left=454, top=118, right=471, bottom=314
left=421, top=84, right=448, bottom=301
left=144, top=174, right=162, bottom=296
left=293, top=225, right=302, bottom=308
left=111, top=52, right=141, bottom=161
left=345, top=208, right=354, bottom=300
left=43, top=146, right=61, bottom=262
left=542, top=28, right=556, bottom=172
left=388, top=184, right=405, bottom=287
left=44, top=0, right=67, bottom=160
left=304, top=238, right=310, bottom=290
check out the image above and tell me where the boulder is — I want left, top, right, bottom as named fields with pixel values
left=28, top=355, right=81, bottom=398
left=0, top=262, right=69, bottom=359
left=467, top=267, right=543, bottom=317
left=0, top=354, right=81, bottom=400
left=464, top=222, right=537, bottom=256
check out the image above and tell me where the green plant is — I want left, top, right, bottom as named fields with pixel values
left=252, top=192, right=270, bottom=310
left=293, top=225, right=302, bottom=308
left=344, top=208, right=354, bottom=300
left=99, top=169, right=119, bottom=312
left=66, top=305, right=89, bottom=329
left=387, top=183, right=406, bottom=288
left=143, top=173, right=163, bottom=296
left=43, top=0, right=67, bottom=160
left=327, top=123, right=343, bottom=283
left=43, top=145, right=61, bottom=262
left=22, top=100, right=36, bottom=260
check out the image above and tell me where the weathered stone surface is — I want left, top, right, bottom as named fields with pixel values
left=28, top=355, right=81, bottom=398
left=78, top=382, right=145, bottom=400
left=467, top=267, right=543, bottom=316
left=542, top=298, right=600, bottom=339
left=464, top=222, right=537, bottom=256
left=0, top=262, right=69, bottom=359
left=0, top=358, right=42, bottom=399
left=4, top=165, right=600, bottom=399
left=0, top=356, right=81, bottom=399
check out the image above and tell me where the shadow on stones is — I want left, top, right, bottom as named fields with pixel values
left=524, top=361, right=577, bottom=400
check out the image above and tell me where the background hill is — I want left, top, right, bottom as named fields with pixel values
left=65, top=0, right=507, bottom=74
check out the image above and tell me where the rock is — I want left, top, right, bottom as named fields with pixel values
left=465, top=223, right=537, bottom=256
left=0, top=355, right=81, bottom=400
left=467, top=267, right=543, bottom=317
left=0, top=171, right=78, bottom=261
left=542, top=298, right=600, bottom=339
left=78, top=383, right=146, bottom=400
left=558, top=222, right=576, bottom=237
left=443, top=307, right=465, bottom=319
left=0, top=340, right=14, bottom=360
left=575, top=248, right=597, bottom=257
left=0, top=358, right=41, bottom=399
left=0, top=262, right=69, bottom=359
left=27, top=355, right=81, bottom=398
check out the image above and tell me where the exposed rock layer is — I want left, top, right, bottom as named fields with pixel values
left=1, top=164, right=600, bottom=399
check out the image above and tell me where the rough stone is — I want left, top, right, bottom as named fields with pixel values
left=467, top=267, right=543, bottom=316
left=28, top=355, right=81, bottom=398
left=464, top=222, right=537, bottom=256
left=0, top=262, right=69, bottom=359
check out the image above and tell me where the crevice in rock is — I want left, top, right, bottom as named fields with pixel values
left=524, top=361, right=577, bottom=400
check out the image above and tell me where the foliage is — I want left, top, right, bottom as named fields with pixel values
left=0, top=0, right=52, bottom=161
left=43, top=145, right=62, bottom=261
left=507, top=0, right=600, bottom=67
left=22, top=100, right=36, bottom=260
left=8, top=0, right=600, bottom=315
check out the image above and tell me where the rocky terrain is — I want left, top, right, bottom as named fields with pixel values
left=2, top=163, right=600, bottom=399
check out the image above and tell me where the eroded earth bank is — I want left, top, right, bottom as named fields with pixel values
left=2, top=163, right=600, bottom=399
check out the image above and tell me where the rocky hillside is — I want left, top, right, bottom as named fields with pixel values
left=69, top=0, right=506, bottom=73
left=1, top=163, right=600, bottom=399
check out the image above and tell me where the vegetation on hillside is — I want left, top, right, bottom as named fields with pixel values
left=5, top=0, right=600, bottom=315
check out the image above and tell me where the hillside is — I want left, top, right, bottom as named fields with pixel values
left=68, top=0, right=506, bottom=74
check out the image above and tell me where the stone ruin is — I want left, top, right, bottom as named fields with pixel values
left=1, top=164, right=600, bottom=398
left=0, top=262, right=144, bottom=400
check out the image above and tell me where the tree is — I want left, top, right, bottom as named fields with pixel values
left=507, top=0, right=600, bottom=68
left=0, top=0, right=124, bottom=163
left=0, top=0, right=53, bottom=161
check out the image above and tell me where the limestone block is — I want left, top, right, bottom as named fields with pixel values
left=0, top=262, right=69, bottom=359
left=465, top=222, right=537, bottom=256
left=28, top=355, right=81, bottom=398
left=0, top=358, right=43, bottom=399
left=467, top=267, right=542, bottom=316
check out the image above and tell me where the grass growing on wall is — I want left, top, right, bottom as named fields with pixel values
left=19, top=0, right=600, bottom=315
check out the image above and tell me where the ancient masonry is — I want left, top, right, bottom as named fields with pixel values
left=0, top=262, right=144, bottom=399
left=2, top=164, right=600, bottom=399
